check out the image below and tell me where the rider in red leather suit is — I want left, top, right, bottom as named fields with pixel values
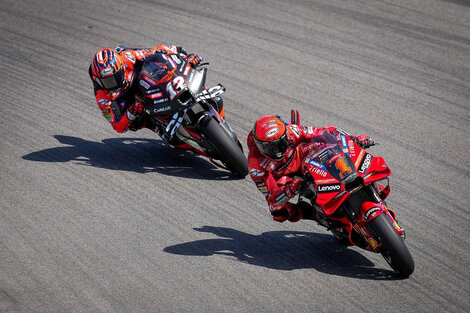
left=89, top=45, right=204, bottom=137
left=247, top=115, right=373, bottom=223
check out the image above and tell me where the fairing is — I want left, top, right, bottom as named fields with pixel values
left=303, top=134, right=392, bottom=216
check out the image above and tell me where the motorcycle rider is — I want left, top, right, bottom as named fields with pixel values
left=89, top=44, right=210, bottom=141
left=247, top=114, right=374, bottom=223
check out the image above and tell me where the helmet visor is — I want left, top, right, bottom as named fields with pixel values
left=98, top=67, right=125, bottom=91
left=256, top=134, right=288, bottom=159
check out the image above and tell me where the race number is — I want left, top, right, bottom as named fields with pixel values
left=335, top=157, right=353, bottom=180
left=166, top=76, right=187, bottom=100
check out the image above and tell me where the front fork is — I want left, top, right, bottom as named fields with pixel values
left=342, top=185, right=404, bottom=251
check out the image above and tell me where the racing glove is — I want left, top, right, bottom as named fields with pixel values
left=286, top=178, right=303, bottom=198
left=187, top=54, right=203, bottom=67
left=353, top=134, right=375, bottom=149
left=127, top=102, right=144, bottom=121
left=271, top=203, right=301, bottom=222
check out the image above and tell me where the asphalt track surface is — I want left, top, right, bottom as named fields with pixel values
left=1, top=0, right=469, bottom=312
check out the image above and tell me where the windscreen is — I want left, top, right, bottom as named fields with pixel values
left=141, top=53, right=176, bottom=84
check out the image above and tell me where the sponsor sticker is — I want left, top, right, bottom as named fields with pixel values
left=153, top=98, right=169, bottom=104
left=98, top=99, right=110, bottom=106
left=171, top=54, right=181, bottom=64
left=347, top=139, right=356, bottom=157
left=358, top=153, right=372, bottom=174
left=335, top=128, right=349, bottom=136
left=250, top=169, right=265, bottom=177
left=183, top=65, right=190, bottom=76
left=125, top=52, right=135, bottom=63
left=305, top=158, right=327, bottom=170
left=165, top=54, right=176, bottom=68
left=153, top=106, right=171, bottom=113
left=148, top=92, right=163, bottom=99
left=140, top=79, right=151, bottom=89
left=317, top=183, right=341, bottom=193
left=364, top=207, right=381, bottom=220
left=340, top=135, right=349, bottom=155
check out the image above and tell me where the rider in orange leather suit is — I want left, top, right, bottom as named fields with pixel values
left=89, top=45, right=203, bottom=135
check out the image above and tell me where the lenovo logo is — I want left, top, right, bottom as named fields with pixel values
left=317, top=184, right=341, bottom=193
left=358, top=153, right=372, bottom=174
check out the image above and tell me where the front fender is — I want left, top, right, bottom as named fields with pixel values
left=356, top=201, right=386, bottom=228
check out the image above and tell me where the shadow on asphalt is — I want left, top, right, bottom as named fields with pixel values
left=22, top=135, right=242, bottom=180
left=164, top=226, right=404, bottom=280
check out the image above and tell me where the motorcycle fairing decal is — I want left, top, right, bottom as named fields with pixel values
left=358, top=153, right=372, bottom=174
left=183, top=64, right=190, bottom=76
left=304, top=158, right=327, bottom=170
left=164, top=55, right=177, bottom=69
left=195, top=85, right=225, bottom=102
left=340, top=134, right=349, bottom=156
left=364, top=207, right=381, bottom=221
left=170, top=54, right=181, bottom=64
left=179, top=60, right=187, bottom=72
left=355, top=149, right=365, bottom=168
left=317, top=183, right=342, bottom=193
left=148, top=92, right=163, bottom=99
left=334, top=127, right=350, bottom=136
left=315, top=178, right=338, bottom=184
left=165, top=108, right=187, bottom=137
left=357, top=201, right=386, bottom=228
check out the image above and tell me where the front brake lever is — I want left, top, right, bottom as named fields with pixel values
left=196, top=62, right=210, bottom=67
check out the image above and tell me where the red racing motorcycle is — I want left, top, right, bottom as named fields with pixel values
left=292, top=110, right=414, bottom=276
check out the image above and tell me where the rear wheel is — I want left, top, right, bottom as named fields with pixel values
left=367, top=213, right=414, bottom=276
left=202, top=117, right=248, bottom=177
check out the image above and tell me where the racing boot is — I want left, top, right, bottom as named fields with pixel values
left=296, top=201, right=322, bottom=223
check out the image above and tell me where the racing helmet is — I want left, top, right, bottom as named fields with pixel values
left=252, top=115, right=288, bottom=160
left=91, top=48, right=127, bottom=93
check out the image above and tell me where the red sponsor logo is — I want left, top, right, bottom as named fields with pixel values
left=148, top=92, right=163, bottom=99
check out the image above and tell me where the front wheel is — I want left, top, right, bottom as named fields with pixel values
left=202, top=117, right=248, bottom=177
left=367, top=213, right=414, bottom=277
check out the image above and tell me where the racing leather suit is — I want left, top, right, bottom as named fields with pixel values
left=88, top=45, right=188, bottom=134
left=248, top=123, right=337, bottom=222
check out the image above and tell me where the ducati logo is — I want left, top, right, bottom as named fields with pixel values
left=265, top=128, right=279, bottom=138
